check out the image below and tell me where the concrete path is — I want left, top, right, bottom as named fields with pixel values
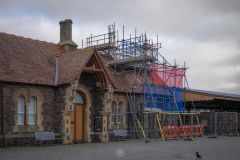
left=1, top=136, right=240, bottom=160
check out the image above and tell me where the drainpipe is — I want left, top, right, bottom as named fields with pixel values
left=1, top=82, right=6, bottom=147
left=54, top=57, right=58, bottom=86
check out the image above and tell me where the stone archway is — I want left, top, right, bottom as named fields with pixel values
left=75, top=84, right=92, bottom=143
left=61, top=84, right=92, bottom=144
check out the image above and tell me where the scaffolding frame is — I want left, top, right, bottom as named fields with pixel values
left=86, top=24, right=200, bottom=140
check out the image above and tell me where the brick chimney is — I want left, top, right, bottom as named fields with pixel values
left=58, top=19, right=78, bottom=52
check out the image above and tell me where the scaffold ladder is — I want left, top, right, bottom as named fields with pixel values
left=126, top=90, right=143, bottom=139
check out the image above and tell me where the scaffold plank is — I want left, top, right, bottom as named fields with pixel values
left=95, top=43, right=114, bottom=51
left=108, top=55, right=154, bottom=66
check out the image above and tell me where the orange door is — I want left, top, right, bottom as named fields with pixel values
left=70, top=104, right=84, bottom=142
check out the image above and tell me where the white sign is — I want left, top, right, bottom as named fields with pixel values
left=116, top=148, right=124, bottom=157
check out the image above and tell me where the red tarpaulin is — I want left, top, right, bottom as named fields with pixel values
left=150, top=64, right=184, bottom=88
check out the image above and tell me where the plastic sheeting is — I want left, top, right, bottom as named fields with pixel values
left=150, top=64, right=184, bottom=88
left=143, top=85, right=184, bottom=112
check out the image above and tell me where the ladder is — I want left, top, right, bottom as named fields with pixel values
left=126, top=90, right=143, bottom=139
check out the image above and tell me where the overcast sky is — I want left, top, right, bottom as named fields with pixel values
left=1, top=0, right=240, bottom=94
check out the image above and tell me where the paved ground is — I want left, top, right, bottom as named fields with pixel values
left=1, top=136, right=240, bottom=160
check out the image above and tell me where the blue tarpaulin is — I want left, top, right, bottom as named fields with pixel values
left=143, top=85, right=184, bottom=112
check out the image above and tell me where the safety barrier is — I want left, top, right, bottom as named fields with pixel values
left=200, top=125, right=204, bottom=135
left=163, top=126, right=179, bottom=138
left=179, top=125, right=190, bottom=137
left=198, top=124, right=204, bottom=136
left=163, top=125, right=204, bottom=138
left=194, top=125, right=200, bottom=136
left=193, top=125, right=204, bottom=136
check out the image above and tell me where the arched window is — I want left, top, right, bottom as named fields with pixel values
left=117, top=102, right=122, bottom=123
left=13, top=89, right=44, bottom=132
left=17, top=96, right=25, bottom=125
left=111, top=101, right=116, bottom=124
left=74, top=92, right=83, bottom=104
left=28, top=97, right=36, bottom=125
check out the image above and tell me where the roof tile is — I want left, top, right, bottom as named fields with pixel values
left=99, top=53, right=143, bottom=93
left=57, top=48, right=95, bottom=85
left=0, top=32, right=64, bottom=85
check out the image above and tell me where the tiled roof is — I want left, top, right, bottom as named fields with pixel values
left=99, top=54, right=127, bottom=92
left=57, top=48, right=95, bottom=85
left=99, top=53, right=143, bottom=93
left=0, top=33, right=64, bottom=85
left=98, top=53, right=114, bottom=62
left=0, top=31, right=146, bottom=90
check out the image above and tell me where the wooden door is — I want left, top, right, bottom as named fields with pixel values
left=70, top=104, right=84, bottom=142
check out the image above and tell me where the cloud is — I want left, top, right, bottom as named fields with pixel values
left=0, top=0, right=240, bottom=94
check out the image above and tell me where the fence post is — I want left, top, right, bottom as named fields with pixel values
left=191, top=112, right=193, bottom=137
left=215, top=113, right=217, bottom=136
left=235, top=112, right=238, bottom=135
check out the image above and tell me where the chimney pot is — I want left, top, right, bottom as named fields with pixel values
left=64, top=19, right=72, bottom=41
left=58, top=19, right=78, bottom=52
left=59, top=21, right=65, bottom=42
left=64, top=19, right=73, bottom=24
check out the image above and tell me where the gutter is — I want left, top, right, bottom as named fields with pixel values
left=1, top=82, right=6, bottom=147
left=54, top=57, right=58, bottom=86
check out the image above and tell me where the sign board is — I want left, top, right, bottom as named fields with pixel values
left=94, top=115, right=102, bottom=132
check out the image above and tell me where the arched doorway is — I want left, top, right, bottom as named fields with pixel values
left=70, top=92, right=84, bottom=142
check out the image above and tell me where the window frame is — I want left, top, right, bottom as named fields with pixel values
left=28, top=97, right=36, bottom=125
left=111, top=101, right=116, bottom=124
left=73, top=92, right=84, bottom=104
left=17, top=96, right=38, bottom=126
left=13, top=88, right=44, bottom=133
left=117, top=102, right=122, bottom=124
left=17, top=96, right=25, bottom=125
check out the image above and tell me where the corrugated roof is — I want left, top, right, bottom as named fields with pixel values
left=187, top=88, right=240, bottom=99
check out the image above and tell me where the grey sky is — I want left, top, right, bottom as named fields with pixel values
left=1, top=0, right=240, bottom=94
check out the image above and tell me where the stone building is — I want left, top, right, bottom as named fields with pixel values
left=0, top=19, right=142, bottom=146
left=1, top=19, right=239, bottom=146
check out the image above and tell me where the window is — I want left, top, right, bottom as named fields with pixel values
left=111, top=101, right=116, bottom=123
left=17, top=96, right=25, bottom=125
left=111, top=101, right=123, bottom=124
left=17, top=96, right=37, bottom=125
left=28, top=97, right=36, bottom=125
left=74, top=92, right=83, bottom=104
left=117, top=102, right=122, bottom=123
left=13, top=88, right=44, bottom=132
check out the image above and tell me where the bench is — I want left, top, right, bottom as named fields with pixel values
left=114, top=129, right=132, bottom=140
left=35, top=132, right=60, bottom=147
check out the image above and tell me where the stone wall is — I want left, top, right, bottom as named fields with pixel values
left=79, top=72, right=106, bottom=142
left=106, top=92, right=128, bottom=138
left=126, top=93, right=142, bottom=129
left=55, top=85, right=67, bottom=134
left=0, top=82, right=66, bottom=146
left=90, top=90, right=105, bottom=132
left=0, top=84, right=2, bottom=135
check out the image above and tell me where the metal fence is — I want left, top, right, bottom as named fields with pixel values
left=196, top=112, right=238, bottom=136
left=127, top=112, right=239, bottom=139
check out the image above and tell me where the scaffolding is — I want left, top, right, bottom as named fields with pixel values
left=86, top=24, right=201, bottom=140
